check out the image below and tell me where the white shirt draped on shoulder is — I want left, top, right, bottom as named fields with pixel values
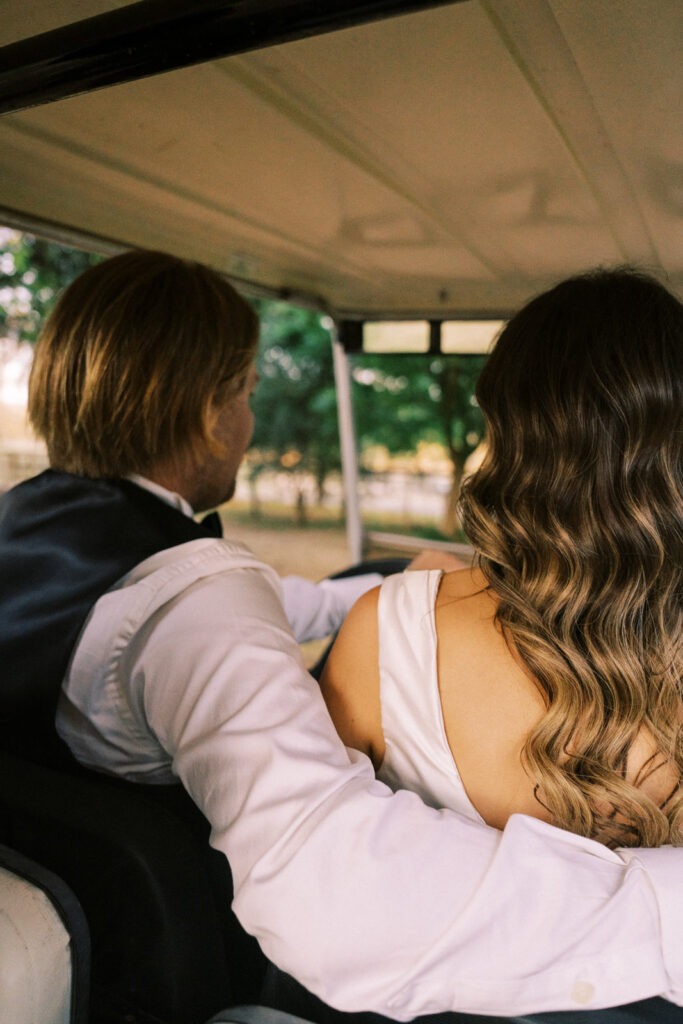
left=55, top=478, right=682, bottom=1019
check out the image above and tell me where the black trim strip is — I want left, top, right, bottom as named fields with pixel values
left=0, top=0, right=464, bottom=115
left=0, top=842, right=90, bottom=1024
left=338, top=319, right=364, bottom=353
left=429, top=319, right=441, bottom=353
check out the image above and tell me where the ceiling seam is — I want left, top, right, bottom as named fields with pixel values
left=0, top=116, right=385, bottom=287
left=213, top=55, right=513, bottom=281
left=480, top=0, right=661, bottom=268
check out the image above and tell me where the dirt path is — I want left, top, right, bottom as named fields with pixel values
left=219, top=513, right=352, bottom=582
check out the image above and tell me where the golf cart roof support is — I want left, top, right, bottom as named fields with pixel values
left=332, top=323, right=364, bottom=564
left=0, top=0, right=464, bottom=116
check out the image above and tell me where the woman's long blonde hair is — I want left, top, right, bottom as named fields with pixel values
left=459, top=269, right=682, bottom=847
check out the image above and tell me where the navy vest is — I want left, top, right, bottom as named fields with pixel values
left=0, top=469, right=222, bottom=766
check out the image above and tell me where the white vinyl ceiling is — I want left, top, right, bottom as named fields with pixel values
left=1, top=0, right=681, bottom=315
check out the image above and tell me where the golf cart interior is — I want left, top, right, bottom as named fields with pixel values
left=0, top=1, right=681, bottom=1022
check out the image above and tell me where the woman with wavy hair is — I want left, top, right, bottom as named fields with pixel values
left=321, top=268, right=682, bottom=848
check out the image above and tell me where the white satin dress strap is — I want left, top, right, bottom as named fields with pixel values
left=376, top=570, right=485, bottom=824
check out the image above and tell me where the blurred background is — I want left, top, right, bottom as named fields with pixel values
left=0, top=227, right=489, bottom=588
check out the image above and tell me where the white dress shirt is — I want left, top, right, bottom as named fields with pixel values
left=55, top=482, right=682, bottom=1019
left=125, top=474, right=382, bottom=644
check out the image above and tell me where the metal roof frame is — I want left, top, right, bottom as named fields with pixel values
left=0, top=0, right=463, bottom=116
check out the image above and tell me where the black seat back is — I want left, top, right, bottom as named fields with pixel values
left=0, top=750, right=266, bottom=1024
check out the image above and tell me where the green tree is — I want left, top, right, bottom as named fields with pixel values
left=249, top=299, right=340, bottom=523
left=351, top=353, right=486, bottom=535
left=248, top=299, right=486, bottom=533
left=0, top=229, right=102, bottom=343
left=1, top=228, right=487, bottom=536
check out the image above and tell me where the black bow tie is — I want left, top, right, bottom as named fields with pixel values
left=200, top=511, right=223, bottom=538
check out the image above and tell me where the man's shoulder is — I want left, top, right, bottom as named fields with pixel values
left=118, top=536, right=281, bottom=602
left=69, top=536, right=286, bottom=695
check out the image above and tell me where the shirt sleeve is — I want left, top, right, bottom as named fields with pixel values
left=281, top=573, right=383, bottom=643
left=618, top=846, right=683, bottom=1005
left=123, top=564, right=681, bottom=1019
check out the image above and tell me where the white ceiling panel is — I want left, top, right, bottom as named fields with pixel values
left=0, top=0, right=680, bottom=314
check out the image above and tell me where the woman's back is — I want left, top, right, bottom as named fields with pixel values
left=434, top=567, right=551, bottom=830
left=333, top=565, right=553, bottom=830
left=321, top=268, right=682, bottom=849
left=321, top=564, right=679, bottom=842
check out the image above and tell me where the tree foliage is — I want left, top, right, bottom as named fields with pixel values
left=248, top=299, right=340, bottom=520
left=247, top=297, right=487, bottom=532
left=351, top=353, right=486, bottom=532
left=1, top=228, right=487, bottom=534
left=0, top=229, right=102, bottom=343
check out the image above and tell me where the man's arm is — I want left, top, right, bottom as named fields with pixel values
left=125, top=562, right=680, bottom=1018
left=280, top=552, right=467, bottom=643
left=281, top=573, right=382, bottom=643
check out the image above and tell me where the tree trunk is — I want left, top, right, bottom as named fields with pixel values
left=315, top=466, right=326, bottom=507
left=248, top=476, right=261, bottom=519
left=295, top=487, right=307, bottom=525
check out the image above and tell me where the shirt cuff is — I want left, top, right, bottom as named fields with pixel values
left=620, top=845, right=683, bottom=1004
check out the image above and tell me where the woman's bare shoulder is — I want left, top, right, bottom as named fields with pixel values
left=434, top=565, right=551, bottom=829
left=319, top=585, right=384, bottom=767
left=436, top=566, right=496, bottom=614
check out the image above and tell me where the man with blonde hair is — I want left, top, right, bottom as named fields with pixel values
left=0, top=251, right=680, bottom=1021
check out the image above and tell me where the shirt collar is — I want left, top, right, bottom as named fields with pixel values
left=126, top=474, right=195, bottom=519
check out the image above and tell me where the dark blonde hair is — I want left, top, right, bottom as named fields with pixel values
left=28, top=250, right=259, bottom=478
left=460, top=268, right=682, bottom=847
